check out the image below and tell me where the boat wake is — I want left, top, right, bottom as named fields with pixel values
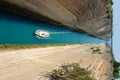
left=50, top=32, right=71, bottom=34
left=35, top=29, right=71, bottom=39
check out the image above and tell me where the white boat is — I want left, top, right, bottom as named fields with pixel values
left=35, top=30, right=50, bottom=38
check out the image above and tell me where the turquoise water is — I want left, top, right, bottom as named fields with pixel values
left=0, top=11, right=105, bottom=44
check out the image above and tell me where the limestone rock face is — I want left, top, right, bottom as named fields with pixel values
left=0, top=0, right=111, bottom=39
left=0, top=44, right=113, bottom=80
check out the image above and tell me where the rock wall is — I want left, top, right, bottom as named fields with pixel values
left=0, top=44, right=113, bottom=80
left=0, top=0, right=112, bottom=39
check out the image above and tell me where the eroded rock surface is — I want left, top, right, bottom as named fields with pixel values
left=0, top=0, right=112, bottom=39
left=0, top=44, right=113, bottom=80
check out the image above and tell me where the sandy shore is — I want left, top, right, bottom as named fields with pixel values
left=0, top=44, right=112, bottom=80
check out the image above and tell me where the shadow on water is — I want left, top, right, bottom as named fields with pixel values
left=0, top=11, right=70, bottom=31
left=0, top=11, right=105, bottom=44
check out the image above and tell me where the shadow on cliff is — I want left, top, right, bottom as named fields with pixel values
left=0, top=11, right=70, bottom=31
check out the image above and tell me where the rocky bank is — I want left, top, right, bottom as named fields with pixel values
left=0, top=44, right=113, bottom=80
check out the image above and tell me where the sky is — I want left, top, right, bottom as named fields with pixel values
left=113, top=0, right=120, bottom=62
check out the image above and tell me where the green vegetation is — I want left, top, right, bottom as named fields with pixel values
left=113, top=61, right=120, bottom=78
left=106, top=6, right=112, bottom=19
left=91, top=47, right=102, bottom=54
left=103, top=0, right=113, bottom=5
left=111, top=54, right=120, bottom=78
left=0, top=44, right=77, bottom=50
left=102, top=0, right=113, bottom=18
left=48, top=63, right=95, bottom=80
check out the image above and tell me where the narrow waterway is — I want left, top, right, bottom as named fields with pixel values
left=0, top=11, right=105, bottom=44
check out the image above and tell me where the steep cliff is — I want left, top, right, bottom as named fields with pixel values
left=0, top=44, right=113, bottom=80
left=0, top=0, right=112, bottom=39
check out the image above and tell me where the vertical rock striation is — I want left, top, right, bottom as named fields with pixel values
left=0, top=0, right=112, bottom=39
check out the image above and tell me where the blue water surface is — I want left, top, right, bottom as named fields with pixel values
left=0, top=11, right=105, bottom=44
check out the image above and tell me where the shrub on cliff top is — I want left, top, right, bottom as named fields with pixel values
left=91, top=47, right=102, bottom=54
left=113, top=61, right=120, bottom=78
left=48, top=63, right=95, bottom=80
